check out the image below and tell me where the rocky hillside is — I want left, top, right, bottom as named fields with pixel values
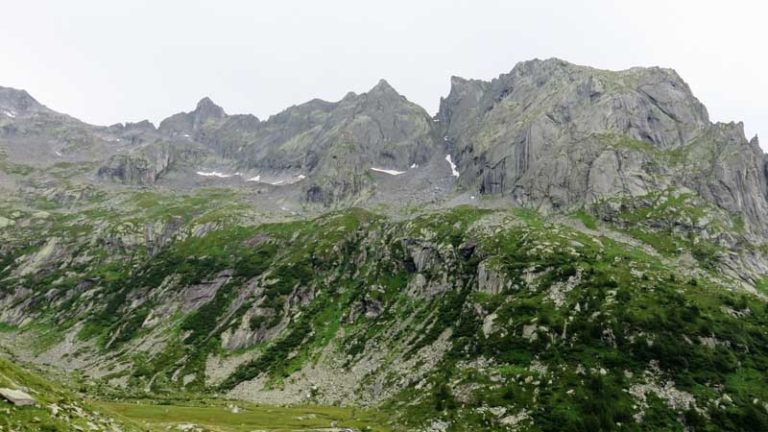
left=1, top=187, right=768, bottom=431
left=2, top=59, right=768, bottom=431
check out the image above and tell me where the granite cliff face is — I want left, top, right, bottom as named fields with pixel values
left=437, top=59, right=768, bottom=233
left=96, top=144, right=174, bottom=185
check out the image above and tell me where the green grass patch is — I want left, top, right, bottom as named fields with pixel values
left=96, top=400, right=390, bottom=431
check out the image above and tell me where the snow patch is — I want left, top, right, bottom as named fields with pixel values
left=247, top=174, right=304, bottom=185
left=54, top=151, right=63, bottom=157
left=196, top=171, right=235, bottom=178
left=370, top=167, right=405, bottom=176
left=445, top=155, right=460, bottom=177
left=410, top=163, right=419, bottom=169
left=198, top=170, right=306, bottom=185
left=2, top=110, right=16, bottom=118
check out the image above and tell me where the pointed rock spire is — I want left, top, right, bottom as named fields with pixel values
left=368, top=79, right=400, bottom=96
left=158, top=97, right=227, bottom=135
left=194, top=97, right=226, bottom=120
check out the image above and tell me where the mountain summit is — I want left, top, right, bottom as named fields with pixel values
left=0, top=86, right=47, bottom=117
left=437, top=58, right=768, bottom=233
left=158, top=96, right=228, bottom=136
left=193, top=96, right=227, bottom=122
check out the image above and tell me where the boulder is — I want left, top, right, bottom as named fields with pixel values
left=0, top=388, right=35, bottom=406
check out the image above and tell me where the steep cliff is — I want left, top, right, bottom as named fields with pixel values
left=437, top=59, right=768, bottom=235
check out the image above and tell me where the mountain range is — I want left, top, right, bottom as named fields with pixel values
left=1, top=59, right=768, bottom=431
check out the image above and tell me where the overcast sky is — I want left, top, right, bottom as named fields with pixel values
left=1, top=0, right=765, bottom=146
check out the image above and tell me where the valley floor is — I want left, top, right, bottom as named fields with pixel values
left=93, top=400, right=389, bottom=432
left=0, top=354, right=389, bottom=432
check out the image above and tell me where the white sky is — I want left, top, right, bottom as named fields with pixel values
left=0, top=0, right=765, bottom=146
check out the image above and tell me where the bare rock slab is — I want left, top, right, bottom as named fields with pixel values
left=0, top=388, right=36, bottom=406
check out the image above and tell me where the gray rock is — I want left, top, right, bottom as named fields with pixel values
left=437, top=58, right=768, bottom=234
left=477, top=260, right=508, bottom=294
left=97, top=152, right=170, bottom=185
left=0, top=388, right=36, bottom=406
left=159, top=97, right=228, bottom=137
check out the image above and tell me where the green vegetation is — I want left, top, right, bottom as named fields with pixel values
left=599, top=133, right=689, bottom=166
left=592, top=189, right=729, bottom=271
left=3, top=187, right=768, bottom=431
left=0, top=355, right=141, bottom=432
left=572, top=209, right=598, bottom=230
left=0, top=354, right=389, bottom=432
left=97, top=400, right=390, bottom=431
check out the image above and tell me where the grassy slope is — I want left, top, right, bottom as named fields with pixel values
left=0, top=355, right=142, bottom=432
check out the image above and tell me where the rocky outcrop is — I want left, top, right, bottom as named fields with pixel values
left=0, top=388, right=36, bottom=406
left=97, top=153, right=170, bottom=185
left=477, top=259, right=509, bottom=295
left=686, top=123, right=768, bottom=234
left=404, top=239, right=441, bottom=273
left=96, top=137, right=211, bottom=186
left=181, top=270, right=233, bottom=312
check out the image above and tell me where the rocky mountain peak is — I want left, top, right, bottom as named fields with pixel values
left=158, top=97, right=227, bottom=136
left=509, top=57, right=575, bottom=75
left=449, top=75, right=468, bottom=86
left=342, top=91, right=358, bottom=101
left=194, top=97, right=226, bottom=120
left=0, top=86, right=46, bottom=116
left=439, top=58, right=714, bottom=152
left=446, top=75, right=487, bottom=93
left=367, top=79, right=402, bottom=98
left=125, top=119, right=157, bottom=132
left=434, top=59, right=768, bottom=234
